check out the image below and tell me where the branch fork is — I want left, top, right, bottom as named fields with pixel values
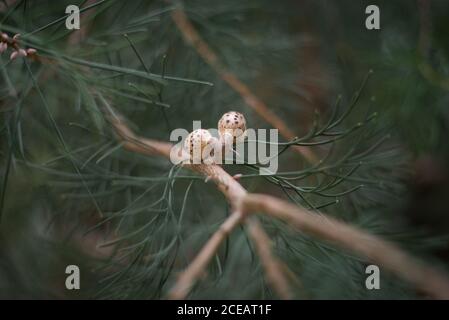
left=106, top=112, right=449, bottom=300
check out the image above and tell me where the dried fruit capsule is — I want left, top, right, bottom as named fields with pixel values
left=26, top=48, right=37, bottom=55
left=183, top=129, right=218, bottom=164
left=0, top=42, right=7, bottom=54
left=18, top=49, right=27, bottom=57
left=10, top=50, right=18, bottom=60
left=218, top=111, right=247, bottom=144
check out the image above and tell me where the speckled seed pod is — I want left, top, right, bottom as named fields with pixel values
left=218, top=111, right=247, bottom=144
left=183, top=129, right=216, bottom=163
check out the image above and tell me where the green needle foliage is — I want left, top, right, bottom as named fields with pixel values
left=1, top=0, right=449, bottom=299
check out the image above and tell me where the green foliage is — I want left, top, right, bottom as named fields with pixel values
left=1, top=0, right=449, bottom=299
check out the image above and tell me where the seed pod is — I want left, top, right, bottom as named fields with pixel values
left=183, top=129, right=218, bottom=164
left=18, top=49, right=27, bottom=57
left=26, top=48, right=37, bottom=55
left=218, top=111, right=247, bottom=144
left=0, top=42, right=7, bottom=54
left=10, top=50, right=18, bottom=61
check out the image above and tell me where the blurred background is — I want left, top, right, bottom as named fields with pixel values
left=1, top=0, right=449, bottom=299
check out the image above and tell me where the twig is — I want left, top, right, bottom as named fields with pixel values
left=68, top=0, right=97, bottom=45
left=169, top=5, right=317, bottom=163
left=246, top=217, right=293, bottom=299
left=17, top=2, right=449, bottom=299
left=107, top=112, right=292, bottom=300
left=418, top=0, right=432, bottom=57
left=108, top=112, right=449, bottom=299
left=243, top=194, right=449, bottom=300
left=168, top=211, right=243, bottom=299
left=108, top=113, right=449, bottom=299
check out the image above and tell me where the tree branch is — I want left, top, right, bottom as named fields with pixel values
left=243, top=193, right=449, bottom=300
left=169, top=5, right=317, bottom=163
left=19, top=1, right=449, bottom=299
left=168, top=211, right=243, bottom=300
left=246, top=217, right=293, bottom=299
left=108, top=114, right=291, bottom=299
left=107, top=113, right=449, bottom=300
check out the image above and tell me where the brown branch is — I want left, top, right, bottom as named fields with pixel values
left=243, top=194, right=449, bottom=300
left=168, top=211, right=243, bottom=300
left=246, top=217, right=293, bottom=299
left=108, top=115, right=291, bottom=299
left=169, top=6, right=317, bottom=164
left=21, top=5, right=449, bottom=298
left=68, top=0, right=97, bottom=46
left=418, top=0, right=431, bottom=58
left=111, top=116, right=172, bottom=158
left=108, top=114, right=449, bottom=300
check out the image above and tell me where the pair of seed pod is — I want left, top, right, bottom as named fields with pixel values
left=0, top=33, right=37, bottom=60
left=183, top=111, right=247, bottom=163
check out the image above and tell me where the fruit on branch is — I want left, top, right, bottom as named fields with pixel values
left=0, top=32, right=37, bottom=60
left=0, top=41, right=7, bottom=53
left=218, top=111, right=247, bottom=145
left=181, top=112, right=248, bottom=165
left=183, top=128, right=219, bottom=164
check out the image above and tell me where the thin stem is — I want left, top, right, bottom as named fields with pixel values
left=167, top=211, right=243, bottom=299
